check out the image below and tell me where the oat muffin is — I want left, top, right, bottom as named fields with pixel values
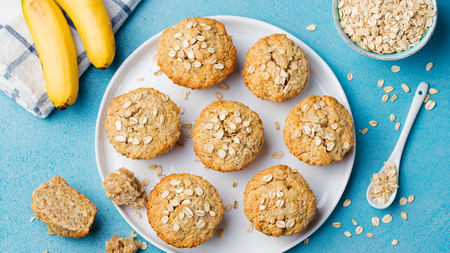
left=106, top=233, right=142, bottom=253
left=243, top=165, right=317, bottom=237
left=283, top=95, right=355, bottom=166
left=193, top=100, right=264, bottom=172
left=146, top=173, right=224, bottom=248
left=102, top=168, right=147, bottom=209
left=242, top=34, right=310, bottom=102
left=31, top=176, right=97, bottom=238
left=105, top=88, right=181, bottom=160
left=157, top=17, right=237, bottom=89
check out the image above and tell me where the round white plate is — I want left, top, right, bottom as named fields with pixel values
left=95, top=16, right=355, bottom=253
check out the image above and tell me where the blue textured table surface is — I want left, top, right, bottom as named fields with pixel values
left=1, top=1, right=449, bottom=252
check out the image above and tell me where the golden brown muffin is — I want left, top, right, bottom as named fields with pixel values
left=244, top=165, right=317, bottom=237
left=146, top=173, right=224, bottom=248
left=242, top=34, right=310, bottom=102
left=193, top=100, right=265, bottom=172
left=105, top=88, right=181, bottom=160
left=31, top=176, right=97, bottom=238
left=283, top=95, right=355, bottom=166
left=157, top=17, right=237, bottom=89
left=102, top=168, right=147, bottom=209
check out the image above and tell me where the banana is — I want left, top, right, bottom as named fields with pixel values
left=22, top=0, right=79, bottom=110
left=54, top=0, right=115, bottom=70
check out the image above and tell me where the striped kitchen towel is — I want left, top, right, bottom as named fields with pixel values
left=0, top=0, right=141, bottom=118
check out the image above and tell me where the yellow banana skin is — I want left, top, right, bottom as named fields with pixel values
left=22, top=0, right=79, bottom=110
left=54, top=0, right=115, bottom=70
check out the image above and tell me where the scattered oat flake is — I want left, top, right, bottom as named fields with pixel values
left=137, top=77, right=144, bottom=82
left=154, top=69, right=163, bottom=76
left=408, top=195, right=415, bottom=203
left=30, top=217, right=35, bottom=222
left=218, top=83, right=229, bottom=91
left=181, top=92, right=188, bottom=100
left=304, top=238, right=309, bottom=244
left=133, top=212, right=142, bottom=218
left=272, top=151, right=284, bottom=158
left=344, top=231, right=352, bottom=237
left=356, top=226, right=363, bottom=235
left=176, top=141, right=184, bottom=147
left=148, top=164, right=157, bottom=170
left=332, top=222, right=342, bottom=228
left=391, top=94, right=398, bottom=101
left=367, top=233, right=374, bottom=238
left=232, top=182, right=237, bottom=188
left=369, top=120, right=378, bottom=127
left=215, top=92, right=223, bottom=100
left=395, top=122, right=401, bottom=131
left=378, top=79, right=384, bottom=88
left=382, top=214, right=393, bottom=223
left=306, top=24, right=316, bottom=31
left=179, top=106, right=185, bottom=115
left=224, top=204, right=232, bottom=211
left=391, top=65, right=401, bottom=73
left=181, top=122, right=192, bottom=128
left=274, top=121, right=280, bottom=130
left=186, top=128, right=193, bottom=138
left=352, top=219, right=358, bottom=226
left=141, top=242, right=148, bottom=250
left=392, top=239, right=399, bottom=246
left=343, top=199, right=351, bottom=207
left=426, top=62, right=433, bottom=71
left=233, top=200, right=238, bottom=209
left=158, top=174, right=166, bottom=179
left=44, top=251, right=49, bottom=253
left=429, top=88, right=438, bottom=94
left=218, top=228, right=225, bottom=238
left=423, top=94, right=430, bottom=103
left=246, top=224, right=254, bottom=233
left=400, top=197, right=407, bottom=205
left=390, top=114, right=395, bottom=122
left=347, top=72, right=353, bottom=81
left=384, top=86, right=394, bottom=93
left=401, top=211, right=408, bottom=220
left=382, top=94, right=389, bottom=102
left=361, top=128, right=368, bottom=135
left=401, top=83, right=410, bottom=93
left=142, top=178, right=150, bottom=186
left=372, top=217, right=380, bottom=227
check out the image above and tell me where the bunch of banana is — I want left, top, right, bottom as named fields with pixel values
left=22, top=0, right=115, bottom=110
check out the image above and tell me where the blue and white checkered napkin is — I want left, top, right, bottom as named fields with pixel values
left=0, top=0, right=141, bottom=118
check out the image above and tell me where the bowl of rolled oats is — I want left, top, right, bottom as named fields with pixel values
left=333, top=0, right=438, bottom=60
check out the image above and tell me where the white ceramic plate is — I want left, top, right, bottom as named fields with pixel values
left=95, top=16, right=355, bottom=253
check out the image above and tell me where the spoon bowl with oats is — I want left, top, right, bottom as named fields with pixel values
left=367, top=82, right=428, bottom=209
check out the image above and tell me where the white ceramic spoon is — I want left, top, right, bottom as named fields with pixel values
left=366, top=82, right=429, bottom=209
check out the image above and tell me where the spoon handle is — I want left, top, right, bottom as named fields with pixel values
left=389, top=82, right=429, bottom=163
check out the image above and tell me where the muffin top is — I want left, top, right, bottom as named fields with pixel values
left=244, top=165, right=317, bottom=237
left=283, top=95, right=355, bottom=166
left=193, top=100, right=265, bottom=172
left=146, top=173, right=224, bottom=248
left=157, top=17, right=237, bottom=89
left=242, top=34, right=310, bottom=102
left=105, top=88, right=180, bottom=160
